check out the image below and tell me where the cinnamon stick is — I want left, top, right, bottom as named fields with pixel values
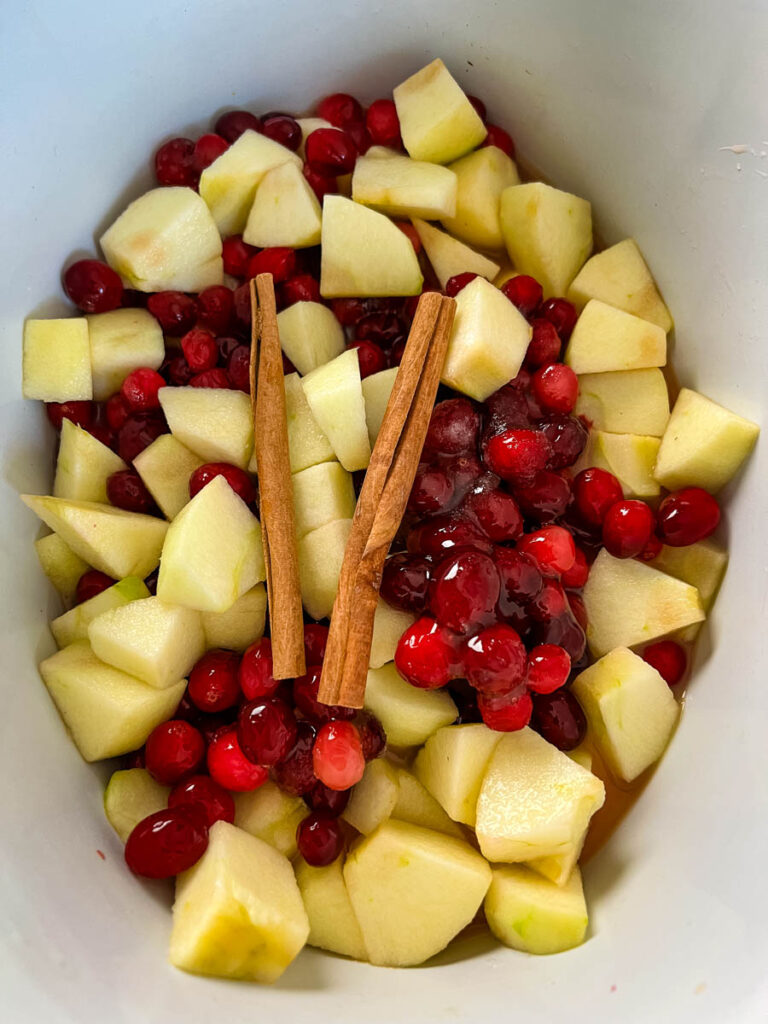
left=250, top=275, right=306, bottom=680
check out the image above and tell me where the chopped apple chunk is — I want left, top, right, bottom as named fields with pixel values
left=243, top=160, right=322, bottom=248
left=301, top=349, right=371, bottom=471
left=577, top=431, right=661, bottom=498
left=352, top=152, right=458, bottom=219
left=295, top=858, right=368, bottom=961
left=133, top=434, right=204, bottom=520
left=234, top=781, right=307, bottom=859
left=391, top=767, right=464, bottom=838
left=86, top=307, right=164, bottom=400
left=370, top=599, right=415, bottom=669
left=364, top=662, right=457, bottom=748
left=201, top=584, right=267, bottom=652
left=485, top=865, right=588, bottom=955
left=412, top=218, right=500, bottom=289
left=565, top=300, right=667, bottom=374
left=283, top=372, right=335, bottom=473
left=51, top=576, right=149, bottom=647
left=343, top=759, right=400, bottom=835
left=414, top=723, right=503, bottom=827
left=34, top=533, right=89, bottom=602
left=104, top=768, right=170, bottom=843
left=277, top=301, right=345, bottom=376
left=291, top=461, right=356, bottom=539
left=297, top=518, right=352, bottom=620
left=361, top=367, right=398, bottom=446
left=53, top=419, right=127, bottom=503
left=22, top=318, right=91, bottom=401
left=159, top=387, right=253, bottom=470
left=575, top=367, right=670, bottom=436
left=442, top=145, right=520, bottom=250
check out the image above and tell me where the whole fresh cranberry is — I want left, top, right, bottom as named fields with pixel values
left=356, top=711, right=387, bottom=761
left=121, top=367, right=165, bottom=411
left=281, top=274, right=321, bottom=306
left=207, top=727, right=268, bottom=791
left=540, top=298, right=578, bottom=340
left=63, top=259, right=123, bottom=313
left=526, top=644, right=571, bottom=694
left=525, top=319, right=561, bottom=367
left=196, top=285, right=235, bottom=333
left=515, top=471, right=572, bottom=524
left=429, top=551, right=500, bottom=633
left=76, top=569, right=115, bottom=604
left=531, top=689, right=586, bottom=750
left=239, top=638, right=280, bottom=700
left=154, top=137, right=197, bottom=187
left=117, top=410, right=167, bottom=462
left=502, top=275, right=542, bottom=317
left=466, top=489, right=523, bottom=542
left=494, top=548, right=543, bottom=605
left=125, top=806, right=208, bottom=878
left=484, top=429, right=552, bottom=486
left=147, top=292, right=198, bottom=334
left=642, top=640, right=687, bottom=686
left=482, top=124, right=516, bottom=158
left=518, top=525, right=577, bottom=578
left=293, top=666, right=356, bottom=724
left=602, top=499, right=655, bottom=558
left=445, top=272, right=479, bottom=297
left=463, top=623, right=527, bottom=694
left=45, top=400, right=93, bottom=431
left=478, top=688, right=532, bottom=731
left=317, top=93, right=365, bottom=129
left=348, top=340, right=387, bottom=379
left=189, top=462, right=256, bottom=504
left=395, top=617, right=459, bottom=689
left=407, top=514, right=493, bottom=558
left=303, top=623, right=329, bottom=665
left=306, top=128, right=357, bottom=175
left=214, top=109, right=262, bottom=143
left=656, top=488, right=721, bottom=546
left=262, top=114, right=302, bottom=151
left=532, top=363, right=579, bottom=414
left=407, top=463, right=455, bottom=516
left=188, top=649, right=242, bottom=713
left=226, top=345, right=251, bottom=393
left=424, top=398, right=481, bottom=457
left=381, top=554, right=432, bottom=613
left=247, top=247, right=297, bottom=283
left=238, top=698, right=298, bottom=766
left=365, top=99, right=402, bottom=147
left=297, top=812, right=344, bottom=866
left=145, top=720, right=206, bottom=785
left=273, top=720, right=318, bottom=796
left=168, top=774, right=235, bottom=826
left=304, top=164, right=338, bottom=202
left=306, top=782, right=350, bottom=816
left=106, top=469, right=156, bottom=513
left=312, top=720, right=365, bottom=791
left=193, top=133, right=229, bottom=171
left=222, top=235, right=256, bottom=277
left=573, top=467, right=624, bottom=527
left=537, top=414, right=588, bottom=470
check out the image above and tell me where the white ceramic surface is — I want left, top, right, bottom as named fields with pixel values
left=2, top=1, right=767, bottom=1021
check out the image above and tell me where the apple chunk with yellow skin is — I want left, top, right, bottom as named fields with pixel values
left=442, top=145, right=520, bottom=250
left=283, top=372, right=335, bottom=474
left=276, top=301, right=345, bottom=375
left=159, top=386, right=253, bottom=469
left=441, top=275, right=531, bottom=402
left=39, top=641, right=186, bottom=762
left=391, top=767, right=464, bottom=838
left=100, top=187, right=222, bottom=293
left=291, top=461, right=356, bottom=539
left=364, top=662, right=457, bottom=748
left=567, top=237, right=673, bottom=332
left=53, top=419, right=127, bottom=503
left=370, top=599, right=415, bottom=669
left=577, top=431, right=661, bottom=498
left=170, top=821, right=309, bottom=983
left=297, top=518, right=352, bottom=620
left=500, top=182, right=592, bottom=298
left=565, top=300, right=667, bottom=374
left=575, top=367, right=670, bottom=436
left=294, top=858, right=368, bottom=961
left=414, top=723, right=503, bottom=827
left=582, top=549, right=704, bottom=658
left=352, top=152, right=457, bottom=219
left=412, top=218, right=500, bottom=290
left=654, top=387, right=759, bottom=493
left=485, top=865, right=588, bottom=955
left=104, top=768, right=170, bottom=843
left=52, top=576, right=149, bottom=647
left=393, top=58, right=487, bottom=164
left=301, top=349, right=371, bottom=472
left=86, top=307, right=164, bottom=400
left=201, top=584, right=267, bottom=652
left=343, top=758, right=400, bottom=835
left=34, top=534, right=89, bottom=602
left=243, top=160, right=322, bottom=248
left=234, top=781, right=307, bottom=859
left=133, top=434, right=204, bottom=520
left=319, top=195, right=423, bottom=298
left=22, top=318, right=91, bottom=401
left=362, top=367, right=398, bottom=446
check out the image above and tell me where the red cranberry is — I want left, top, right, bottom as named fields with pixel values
left=395, top=616, right=459, bottom=689
left=478, top=688, right=532, bottom=731
left=238, top=698, right=298, bottom=766
left=304, top=623, right=329, bottom=665
left=217, top=336, right=242, bottom=362
left=349, top=340, right=387, bottom=379
left=317, top=93, right=364, bottom=129
left=75, top=569, right=114, bottom=604
left=188, top=649, right=241, bottom=713
left=193, top=133, right=229, bottom=173
left=125, top=806, right=208, bottom=879
left=443, top=453, right=488, bottom=499
left=532, top=689, right=586, bottom=750
left=532, top=363, right=579, bottom=414
left=501, top=275, right=543, bottom=317
left=355, top=311, right=404, bottom=347
left=569, top=591, right=588, bottom=631
left=189, top=462, right=255, bottom=504
left=293, top=666, right=356, bottom=724
left=147, top=291, right=198, bottom=334
left=46, top=400, right=93, bottom=431
left=561, top=547, right=590, bottom=589
left=191, top=368, right=230, bottom=388
left=642, top=640, right=687, bottom=686
left=485, top=382, right=531, bottom=431
left=408, top=514, right=494, bottom=558
left=467, top=94, right=487, bottom=120
left=482, top=124, right=516, bottom=158
left=532, top=609, right=586, bottom=663
left=215, top=109, right=262, bottom=143
left=356, top=711, right=386, bottom=761
left=297, top=812, right=344, bottom=866
left=313, top=720, right=365, bottom=791
left=303, top=164, right=338, bottom=201
left=540, top=298, right=578, bottom=341
left=154, top=137, right=197, bottom=187
left=424, top=399, right=481, bottom=457
left=340, top=120, right=370, bottom=155
left=519, top=525, right=576, bottom=577
left=207, top=727, right=268, bottom=791
left=273, top=720, right=318, bottom=796
left=638, top=533, right=664, bottom=561
left=121, top=368, right=165, bottom=411
left=602, top=499, right=655, bottom=559
left=163, top=354, right=194, bottom=386
left=239, top=638, right=280, bottom=700
left=180, top=327, right=218, bottom=373
left=222, top=235, right=255, bottom=277
left=331, top=298, right=368, bottom=326
left=407, top=464, right=455, bottom=516
left=395, top=221, right=422, bottom=253
left=466, top=489, right=523, bottom=542
left=117, top=410, right=167, bottom=462
left=484, top=429, right=552, bottom=486
left=573, top=467, right=624, bottom=527
left=281, top=274, right=321, bottom=306
left=464, top=624, right=527, bottom=694
left=365, top=98, right=402, bottom=146
left=526, top=644, right=571, bottom=694
left=169, top=774, right=235, bottom=826
left=247, top=247, right=297, bottom=283
left=306, top=782, right=350, bottom=816
left=494, top=548, right=543, bottom=604
left=537, top=414, right=588, bottom=470
left=528, top=578, right=569, bottom=622
left=429, top=551, right=500, bottom=634
left=388, top=338, right=407, bottom=367
left=63, top=259, right=123, bottom=313
left=515, top=470, right=572, bottom=524
left=196, top=285, right=234, bottom=334
left=105, top=393, right=129, bottom=431
left=106, top=469, right=155, bottom=513
left=656, top=488, right=721, bottom=547
left=145, top=720, right=205, bottom=785
left=381, top=554, right=432, bottom=613
left=445, top=272, right=479, bottom=296
left=305, top=128, right=357, bottom=175
left=226, top=346, right=251, bottom=393
left=262, top=114, right=302, bottom=151
left=524, top=319, right=561, bottom=368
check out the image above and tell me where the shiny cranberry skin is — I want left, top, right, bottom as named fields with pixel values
left=317, top=92, right=364, bottom=129
left=537, top=414, right=588, bottom=470
left=120, top=367, right=165, bottom=412
left=395, top=221, right=422, bottom=253
left=303, top=164, right=338, bottom=201
left=189, top=462, right=255, bottom=504
left=365, top=98, right=401, bottom=146
left=532, top=689, right=586, bottom=750
left=304, top=623, right=329, bottom=666
left=215, top=109, right=262, bottom=143
left=444, top=454, right=488, bottom=499
left=381, top=554, right=432, bottom=613
left=515, top=471, right=572, bottom=524
left=528, top=578, right=569, bottom=622
left=395, top=616, right=459, bottom=689
left=561, top=547, right=590, bottom=589
left=75, top=569, right=114, bottom=604
left=602, top=499, right=655, bottom=558
left=568, top=591, right=588, bottom=631
left=306, top=128, right=357, bottom=175
left=313, top=720, right=365, bottom=791
left=147, top=291, right=198, bottom=334
left=63, top=259, right=123, bottom=313
left=118, top=410, right=167, bottom=462
left=524, top=319, right=561, bottom=368
left=306, top=782, right=350, bottom=816
left=540, top=298, right=578, bottom=340
left=273, top=720, right=318, bottom=796
left=657, top=487, right=721, bottom=546
left=501, top=275, right=542, bottom=317
left=281, top=274, right=321, bottom=306
left=193, top=132, right=229, bottom=172
left=408, top=515, right=494, bottom=558
left=145, top=720, right=205, bottom=785
left=495, top=548, right=543, bottom=603
left=526, top=644, right=571, bottom=694
left=430, top=551, right=500, bottom=634
left=466, top=489, right=523, bottom=542
left=330, top=298, right=368, bottom=326
left=191, top=368, right=230, bottom=388
left=482, top=123, right=516, bottom=158
left=464, top=624, right=527, bottom=695
left=642, top=640, right=687, bottom=686
left=169, top=774, right=235, bottom=826
left=484, top=429, right=552, bottom=486
left=407, top=464, right=455, bottom=516
left=355, top=310, right=404, bottom=347
left=45, top=400, right=93, bottom=431
left=125, top=805, right=208, bottom=879
left=445, top=272, right=479, bottom=297
left=297, top=812, right=344, bottom=866
left=532, top=609, right=586, bottom=662
left=188, top=649, right=241, bottom=713
left=424, top=399, right=481, bottom=457
left=239, top=639, right=280, bottom=700
left=356, top=711, right=387, bottom=761
left=207, top=727, right=268, bottom=791
left=105, top=393, right=130, bottom=430
left=518, top=525, right=576, bottom=579
left=226, top=345, right=250, bottom=393
left=293, top=666, right=356, bottom=724
left=180, top=327, right=218, bottom=373
left=196, top=285, right=234, bottom=334
left=238, top=698, right=298, bottom=767
left=106, top=469, right=155, bottom=513
left=262, top=114, right=302, bottom=151
left=485, top=383, right=531, bottom=431
left=349, top=339, right=387, bottom=379
left=573, top=467, right=624, bottom=527
left=222, top=235, right=256, bottom=277
left=479, top=688, right=532, bottom=731
left=532, top=363, right=579, bottom=414
left=154, top=137, right=197, bottom=187
left=638, top=533, right=664, bottom=561
left=163, top=354, right=195, bottom=386
left=247, top=246, right=297, bottom=283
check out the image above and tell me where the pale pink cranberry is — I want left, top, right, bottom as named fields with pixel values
left=484, top=429, right=552, bottom=486
left=525, top=319, right=561, bottom=367
left=445, top=272, right=479, bottom=296
left=407, top=514, right=494, bottom=558
left=106, top=469, right=155, bottom=513
left=214, top=110, right=261, bottom=142
left=429, top=552, right=500, bottom=633
left=482, top=124, right=515, bottom=158
left=366, top=99, right=402, bottom=147
left=306, top=128, right=357, bottom=175
left=526, top=644, right=571, bottom=694
left=502, top=275, right=542, bottom=317
left=424, top=398, right=481, bottom=457
left=478, top=688, right=532, bottom=731
left=145, top=720, right=205, bottom=785
left=193, top=133, right=229, bottom=171
left=297, top=812, right=345, bottom=866
left=381, top=554, right=432, bottom=613
left=532, top=689, right=586, bottom=750
left=63, top=259, right=123, bottom=313
left=518, top=526, right=576, bottom=577
left=189, top=462, right=255, bottom=504
left=532, top=363, right=579, bottom=414
left=247, top=247, right=297, bottom=283
left=262, top=114, right=301, bottom=150
left=395, top=616, right=459, bottom=689
left=197, top=285, right=234, bottom=333
left=348, top=340, right=387, bottom=379
left=125, top=806, right=208, bottom=878
left=466, top=489, right=523, bottom=542
left=463, top=624, right=527, bottom=694
left=76, top=569, right=114, bottom=604
left=293, top=666, right=356, bottom=724
left=238, top=698, right=298, bottom=766
left=642, top=640, right=687, bottom=686
left=514, top=470, right=572, bottom=523
left=656, top=488, right=721, bottom=546
left=407, top=464, right=455, bottom=515
left=121, top=367, right=165, bottom=411
left=540, top=297, right=578, bottom=340
left=273, top=720, right=318, bottom=796
left=207, top=727, right=268, bottom=791
left=147, top=291, right=198, bottom=334
left=602, top=499, right=655, bottom=558
left=154, top=137, right=197, bottom=187
left=168, top=774, right=235, bottom=826
left=560, top=547, right=590, bottom=589
left=573, top=467, right=624, bottom=527
left=188, top=649, right=241, bottom=713
left=222, top=235, right=256, bottom=277
left=313, top=721, right=365, bottom=791
left=239, top=638, right=280, bottom=700
left=282, top=274, right=321, bottom=306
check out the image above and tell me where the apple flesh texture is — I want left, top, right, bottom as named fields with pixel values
left=104, top=767, right=170, bottom=843
left=86, top=307, right=164, bottom=400
left=565, top=299, right=667, bottom=375
left=475, top=728, right=605, bottom=863
left=243, top=160, right=322, bottom=249
left=577, top=430, right=661, bottom=498
left=369, top=599, right=415, bottom=669
left=233, top=780, right=307, bottom=859
left=343, top=759, right=400, bottom=835
left=301, top=349, right=371, bottom=472
left=393, top=57, right=487, bottom=164
left=442, top=145, right=520, bottom=250
left=319, top=195, right=423, bottom=298
left=654, top=387, right=760, bottom=493
left=21, top=494, right=168, bottom=580
left=100, top=186, right=222, bottom=293
left=170, top=821, right=309, bottom=984
left=344, top=819, right=491, bottom=967
left=441, top=275, right=531, bottom=402
left=575, top=367, right=670, bottom=436
left=649, top=539, right=728, bottom=612
left=391, top=767, right=464, bottom=838
left=291, top=461, right=356, bottom=539
left=159, top=386, right=253, bottom=470
left=276, top=301, right=345, bottom=376
left=414, top=723, right=503, bottom=827
left=22, top=318, right=91, bottom=401
left=364, top=662, right=458, bottom=749
left=53, top=419, right=127, bottom=504
left=39, top=640, right=186, bottom=762
left=283, top=372, right=335, bottom=474
left=567, top=237, right=673, bottom=332
left=361, top=367, right=398, bottom=447
left=582, top=549, right=705, bottom=658
left=500, top=182, right=593, bottom=298
left=34, top=533, right=89, bottom=603
left=199, top=129, right=301, bottom=236
left=485, top=864, right=588, bottom=955
left=527, top=802, right=593, bottom=887
left=201, top=584, right=266, bottom=652
left=133, top=434, right=204, bottom=521
left=294, top=858, right=368, bottom=961
left=351, top=152, right=458, bottom=220
left=52, top=576, right=149, bottom=647
left=412, top=217, right=500, bottom=289
left=296, top=518, right=352, bottom=620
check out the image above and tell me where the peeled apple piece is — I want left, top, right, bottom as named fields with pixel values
left=276, top=301, right=345, bottom=376
left=158, top=387, right=253, bottom=470
left=442, top=145, right=520, bottom=250
left=34, top=533, right=89, bottom=602
left=575, top=368, right=670, bottom=437
left=86, top=307, right=164, bottom=401
left=411, top=218, right=500, bottom=290
left=300, top=349, right=371, bottom=472
left=564, top=300, right=667, bottom=374
left=485, top=864, right=589, bottom=955
left=294, top=858, right=368, bottom=961
left=414, top=723, right=503, bottom=827
left=22, top=318, right=91, bottom=402
left=53, top=419, right=127, bottom=504
left=51, top=576, right=150, bottom=647
left=104, top=768, right=170, bottom=843
left=352, top=152, right=458, bottom=220
left=243, top=160, right=322, bottom=248
left=133, top=434, right=205, bottom=521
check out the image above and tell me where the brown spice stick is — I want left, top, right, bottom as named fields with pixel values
left=250, top=275, right=306, bottom=680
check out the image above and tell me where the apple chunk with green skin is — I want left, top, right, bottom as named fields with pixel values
left=391, top=767, right=464, bottom=838
left=440, top=275, right=531, bottom=402
left=301, top=349, right=371, bottom=471
left=364, top=662, right=457, bottom=748
left=158, top=475, right=265, bottom=613
left=565, top=300, right=667, bottom=374
left=527, top=801, right=594, bottom=887
left=133, top=434, right=204, bottom=520
left=414, top=723, right=503, bottom=827
left=500, top=182, right=592, bottom=298
left=277, top=301, right=345, bottom=376
left=170, top=821, right=309, bottom=983
left=21, top=495, right=167, bottom=579
left=283, top=372, right=335, bottom=474
left=159, top=387, right=253, bottom=470
left=234, top=781, right=307, bottom=859
left=412, top=218, right=500, bottom=290
left=243, top=160, right=322, bottom=248
left=100, top=187, right=222, bottom=293
left=39, top=641, right=186, bottom=762
left=292, top=461, right=355, bottom=539
left=294, top=858, right=368, bottom=961
left=22, top=318, right=91, bottom=401
left=369, top=599, right=415, bottom=669
left=297, top=518, right=352, bottom=620
left=577, top=431, right=661, bottom=498
left=319, top=195, right=423, bottom=298
left=53, top=419, right=127, bottom=503
left=475, top=728, right=605, bottom=863
left=567, top=237, right=673, bottom=332
left=654, top=387, right=760, bottom=493
left=485, top=865, right=588, bottom=955
left=393, top=58, right=487, bottom=165
left=442, top=145, right=520, bottom=250
left=343, top=758, right=400, bottom=835
left=104, top=768, right=170, bottom=843
left=86, top=307, right=164, bottom=400
left=52, top=576, right=149, bottom=647
left=575, top=368, right=670, bottom=436
left=572, top=646, right=680, bottom=783
left=344, top=819, right=491, bottom=967
left=582, top=549, right=705, bottom=658
left=352, top=152, right=457, bottom=220
left=34, top=534, right=89, bottom=602
left=362, top=367, right=398, bottom=447
left=201, top=584, right=267, bottom=652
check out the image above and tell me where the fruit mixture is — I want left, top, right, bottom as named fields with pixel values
left=20, top=58, right=759, bottom=980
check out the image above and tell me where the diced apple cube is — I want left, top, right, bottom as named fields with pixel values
left=104, top=768, right=170, bottom=843
left=301, top=349, right=371, bottom=471
left=412, top=218, right=500, bottom=289
left=578, top=431, right=661, bottom=498
left=575, top=368, right=670, bottom=436
left=53, top=419, right=127, bottom=503
left=284, top=372, right=335, bottom=473
left=234, top=780, right=307, bottom=858
left=649, top=539, right=728, bottom=612
left=361, top=367, right=398, bottom=446
left=500, top=182, right=592, bottom=298
left=22, top=318, right=91, bottom=401
left=414, top=723, right=503, bottom=827
left=243, top=161, right=322, bottom=248
left=87, top=307, right=164, bottom=400
left=364, top=662, right=457, bottom=748
left=485, top=864, right=588, bottom=955
left=297, top=518, right=352, bottom=620
left=276, top=301, right=345, bottom=375
left=159, top=386, right=253, bottom=470
left=442, top=145, right=520, bottom=250
left=201, top=584, right=267, bottom=652
left=352, top=152, right=457, bottom=220
left=370, top=599, right=415, bottom=669
left=133, top=434, right=204, bottom=520
left=170, top=821, right=309, bottom=983
left=39, top=640, right=186, bottom=761
left=567, top=744, right=594, bottom=772
left=292, top=461, right=356, bottom=539
left=654, top=387, right=759, bottom=492
left=344, top=819, right=491, bottom=966
left=565, top=300, right=667, bottom=374
left=527, top=808, right=592, bottom=887
left=343, top=758, right=400, bottom=835
left=391, top=768, right=464, bottom=838
left=582, top=549, right=705, bottom=657
left=441, top=276, right=531, bottom=401
left=34, top=533, right=89, bottom=602
left=51, top=576, right=150, bottom=647
left=294, top=858, right=368, bottom=961
left=393, top=58, right=487, bottom=164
